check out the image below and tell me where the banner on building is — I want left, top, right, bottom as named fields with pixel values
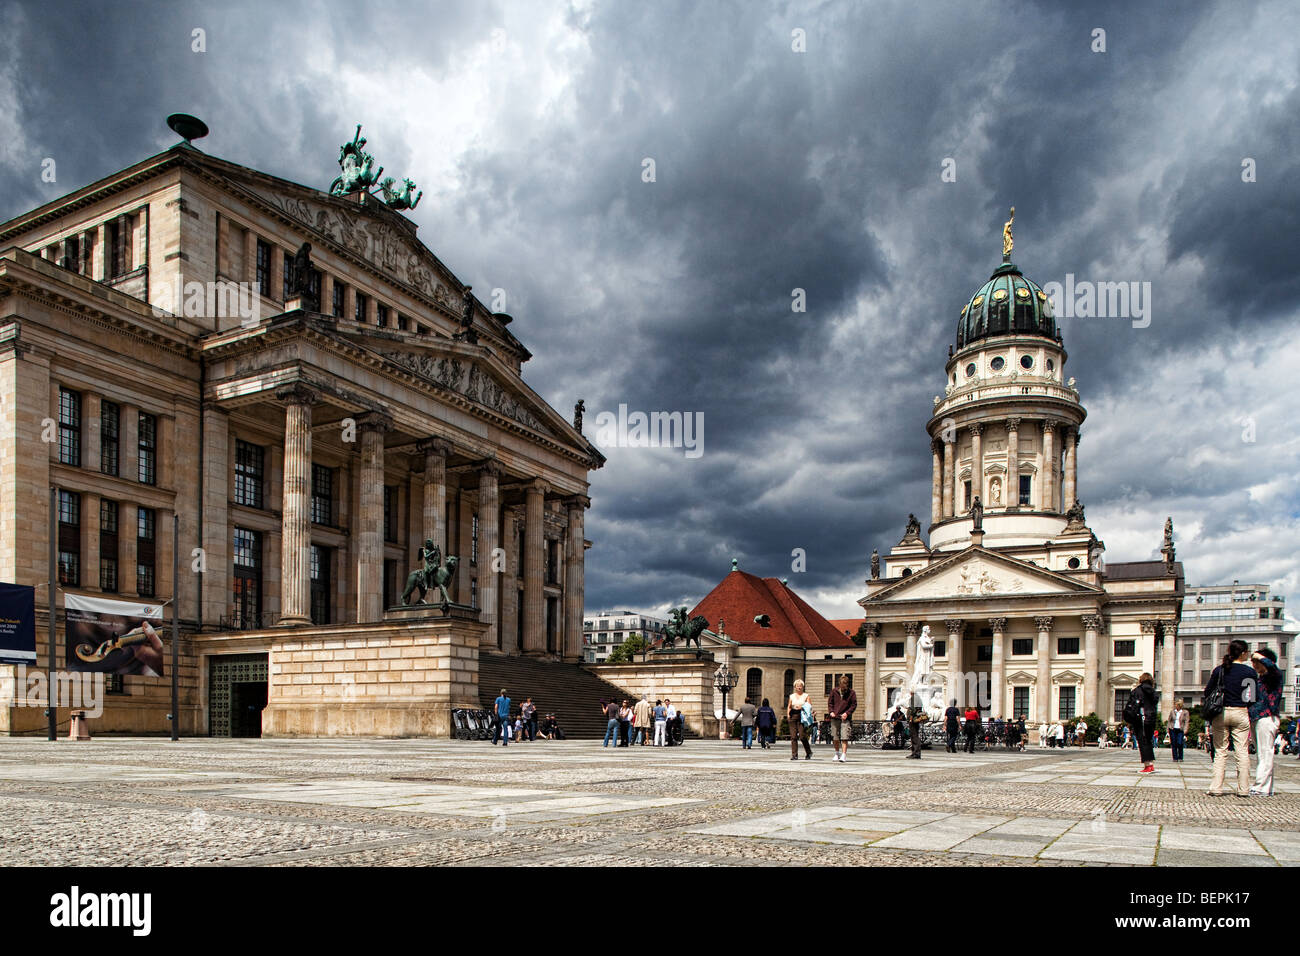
left=0, top=582, right=36, bottom=664
left=64, top=593, right=165, bottom=676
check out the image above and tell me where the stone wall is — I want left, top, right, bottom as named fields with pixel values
left=590, top=652, right=719, bottom=738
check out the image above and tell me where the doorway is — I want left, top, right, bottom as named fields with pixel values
left=209, top=653, right=269, bottom=737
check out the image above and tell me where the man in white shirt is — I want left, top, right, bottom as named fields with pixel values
left=665, top=699, right=679, bottom=746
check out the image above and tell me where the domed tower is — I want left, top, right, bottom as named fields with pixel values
left=927, top=209, right=1086, bottom=552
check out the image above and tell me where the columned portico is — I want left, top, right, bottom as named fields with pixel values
left=989, top=617, right=1006, bottom=715
left=277, top=385, right=316, bottom=625
left=1034, top=616, right=1054, bottom=721
left=945, top=619, right=965, bottom=707
left=1083, top=613, right=1102, bottom=716
left=476, top=460, right=501, bottom=648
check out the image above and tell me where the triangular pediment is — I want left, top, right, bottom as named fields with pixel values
left=1052, top=670, right=1085, bottom=685
left=867, top=547, right=1102, bottom=603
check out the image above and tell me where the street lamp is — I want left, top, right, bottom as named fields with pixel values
left=715, top=664, right=740, bottom=740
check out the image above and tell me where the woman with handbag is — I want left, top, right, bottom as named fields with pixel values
left=1205, top=639, right=1257, bottom=797
left=787, top=679, right=813, bottom=761
left=1123, top=673, right=1159, bottom=773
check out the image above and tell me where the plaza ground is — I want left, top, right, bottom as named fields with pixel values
left=1, top=736, right=1296, bottom=866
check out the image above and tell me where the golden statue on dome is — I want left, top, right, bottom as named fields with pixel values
left=1002, top=205, right=1015, bottom=261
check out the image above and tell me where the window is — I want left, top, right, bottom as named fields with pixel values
left=470, top=511, right=479, bottom=565
left=136, top=507, right=156, bottom=596
left=256, top=240, right=272, bottom=297
left=1113, top=640, right=1136, bottom=657
left=99, top=499, right=118, bottom=592
left=1200, top=669, right=1210, bottom=683
left=58, top=389, right=81, bottom=466
left=783, top=669, right=795, bottom=702
left=471, top=577, right=478, bottom=609
left=824, top=674, right=833, bottom=695
left=1057, top=637, right=1080, bottom=655
left=397, top=314, right=408, bottom=331
left=1020, top=354, right=1034, bottom=370
left=310, top=465, right=334, bottom=526
left=282, top=250, right=293, bottom=300
left=963, top=480, right=971, bottom=510
left=232, top=528, right=262, bottom=628
left=307, top=268, right=321, bottom=306
left=100, top=401, right=119, bottom=476
left=1059, top=686, right=1076, bottom=720
left=137, top=412, right=157, bottom=485
left=107, top=215, right=132, bottom=277
left=331, top=281, right=344, bottom=317
left=384, top=486, right=398, bottom=542
left=1018, top=475, right=1032, bottom=506
left=354, top=292, right=367, bottom=323
left=1013, top=686, right=1029, bottom=718
left=546, top=539, right=559, bottom=585
left=105, top=674, right=125, bottom=695
left=1182, top=644, right=1194, bottom=661
left=1012, top=638, right=1033, bottom=655
left=745, top=667, right=764, bottom=706
left=934, top=640, right=946, bottom=657
left=309, top=545, right=331, bottom=625
left=234, top=440, right=265, bottom=508
left=377, top=304, right=388, bottom=327
left=1113, top=689, right=1131, bottom=722
left=976, top=644, right=993, bottom=662
left=885, top=641, right=904, bottom=659
left=1182, top=669, right=1194, bottom=683
left=57, top=491, right=80, bottom=586
left=383, top=558, right=399, bottom=610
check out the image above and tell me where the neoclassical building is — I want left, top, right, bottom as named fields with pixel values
left=855, top=231, right=1183, bottom=727
left=0, top=123, right=600, bottom=736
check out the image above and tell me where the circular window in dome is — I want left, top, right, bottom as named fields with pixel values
left=1020, top=354, right=1034, bottom=370
left=990, top=356, right=1005, bottom=372
left=1016, top=287, right=1030, bottom=298
left=901, top=568, right=912, bottom=577
left=965, top=363, right=977, bottom=378
left=992, top=289, right=1007, bottom=301
left=1067, top=557, right=1081, bottom=570
left=972, top=295, right=984, bottom=307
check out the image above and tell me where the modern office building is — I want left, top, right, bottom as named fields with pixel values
left=1175, top=583, right=1292, bottom=708
left=582, top=610, right=667, bottom=663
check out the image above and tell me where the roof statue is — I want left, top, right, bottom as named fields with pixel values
left=573, top=399, right=585, bottom=433
left=380, top=176, right=422, bottom=211
left=660, top=607, right=709, bottom=657
left=969, top=495, right=983, bottom=533
left=1160, top=516, right=1176, bottom=568
left=329, top=125, right=422, bottom=212
left=870, top=549, right=880, bottom=580
left=289, top=242, right=318, bottom=309
left=902, top=513, right=922, bottom=541
left=1002, top=205, right=1015, bottom=261
left=1065, top=499, right=1087, bottom=529
left=453, top=285, right=478, bottom=344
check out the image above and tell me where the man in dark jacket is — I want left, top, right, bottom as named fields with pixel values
left=827, top=675, right=857, bottom=763
left=944, top=699, right=962, bottom=752
left=890, top=704, right=906, bottom=749
left=907, top=696, right=926, bottom=759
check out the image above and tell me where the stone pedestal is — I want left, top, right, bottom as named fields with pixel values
left=594, top=654, right=719, bottom=738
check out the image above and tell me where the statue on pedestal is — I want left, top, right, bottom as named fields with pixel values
left=401, top=538, right=458, bottom=611
left=870, top=549, right=880, bottom=580
left=660, top=607, right=709, bottom=658
left=969, top=495, right=983, bottom=532
left=911, top=625, right=935, bottom=690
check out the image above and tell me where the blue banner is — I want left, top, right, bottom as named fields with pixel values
left=0, top=582, right=36, bottom=665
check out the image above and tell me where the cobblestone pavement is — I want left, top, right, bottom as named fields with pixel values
left=0, top=737, right=1295, bottom=866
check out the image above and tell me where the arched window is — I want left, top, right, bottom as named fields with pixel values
left=746, top=668, right=763, bottom=705
left=783, top=669, right=796, bottom=701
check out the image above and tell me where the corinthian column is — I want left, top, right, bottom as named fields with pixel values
left=563, top=496, right=589, bottom=662
left=930, top=439, right=943, bottom=526
left=970, top=424, right=984, bottom=507
left=355, top=412, right=392, bottom=623
left=863, top=623, right=880, bottom=719
left=477, top=461, right=501, bottom=648
left=1041, top=421, right=1056, bottom=512
left=1005, top=418, right=1020, bottom=510
left=946, top=619, right=966, bottom=708
left=277, top=385, right=316, bottom=625
left=941, top=440, right=954, bottom=517
left=1062, top=427, right=1079, bottom=511
left=522, top=479, right=548, bottom=654
left=418, top=437, right=452, bottom=554
left=1158, top=620, right=1177, bottom=708
left=989, top=618, right=1007, bottom=716
left=903, top=621, right=920, bottom=681
left=1083, top=613, right=1103, bottom=716
left=1035, top=616, right=1054, bottom=722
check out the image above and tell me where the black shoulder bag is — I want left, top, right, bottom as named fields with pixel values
left=1202, top=667, right=1226, bottom=722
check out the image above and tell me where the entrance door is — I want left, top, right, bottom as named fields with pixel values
left=209, top=653, right=269, bottom=737
left=230, top=681, right=268, bottom=738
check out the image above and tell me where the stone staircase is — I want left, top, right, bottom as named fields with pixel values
left=476, top=653, right=646, bottom=739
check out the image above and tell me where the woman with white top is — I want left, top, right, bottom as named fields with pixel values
left=1168, top=698, right=1190, bottom=761
left=787, top=679, right=813, bottom=761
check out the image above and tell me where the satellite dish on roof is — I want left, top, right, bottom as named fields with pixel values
left=167, top=113, right=209, bottom=143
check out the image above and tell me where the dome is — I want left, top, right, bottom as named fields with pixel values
left=956, top=261, right=1057, bottom=350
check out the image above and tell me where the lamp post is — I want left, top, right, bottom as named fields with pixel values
left=715, top=664, right=739, bottom=740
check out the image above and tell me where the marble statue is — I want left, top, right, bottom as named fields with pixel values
left=912, top=625, right=935, bottom=689
left=970, top=495, right=983, bottom=532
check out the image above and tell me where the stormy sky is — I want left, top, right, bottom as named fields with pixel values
left=3, top=0, right=1297, bottom=620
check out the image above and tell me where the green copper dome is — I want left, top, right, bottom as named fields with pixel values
left=956, top=261, right=1057, bottom=350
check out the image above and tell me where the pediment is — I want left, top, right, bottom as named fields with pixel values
left=869, top=547, right=1101, bottom=602
left=1006, top=670, right=1037, bottom=684
left=1052, top=669, right=1084, bottom=685
left=880, top=671, right=908, bottom=686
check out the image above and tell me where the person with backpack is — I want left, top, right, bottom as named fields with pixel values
left=756, top=697, right=777, bottom=749
left=1249, top=649, right=1283, bottom=796
left=1205, top=639, right=1258, bottom=797
left=1123, top=673, right=1158, bottom=773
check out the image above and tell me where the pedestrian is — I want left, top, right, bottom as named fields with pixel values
left=653, top=699, right=667, bottom=746
left=1075, top=718, right=1088, bottom=748
left=890, top=703, right=907, bottom=749
left=601, top=698, right=620, bottom=747
left=756, top=697, right=777, bottom=748
left=787, top=679, right=813, bottom=761
left=827, top=675, right=857, bottom=763
left=1015, top=716, right=1027, bottom=751
left=618, top=700, right=631, bottom=747
left=1249, top=649, right=1283, bottom=796
left=907, top=695, right=927, bottom=759
left=944, top=699, right=962, bottom=753
left=963, top=704, right=981, bottom=753
left=521, top=696, right=537, bottom=742
left=1168, top=699, right=1189, bottom=761
left=1098, top=720, right=1109, bottom=749
left=665, top=699, right=679, bottom=746
left=634, top=694, right=652, bottom=746
left=1206, top=639, right=1257, bottom=797
left=1054, top=722, right=1065, bottom=749
left=1123, top=673, right=1158, bottom=773
left=492, top=687, right=511, bottom=747
left=739, top=697, right=758, bottom=749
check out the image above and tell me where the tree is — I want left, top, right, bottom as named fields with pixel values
left=606, top=634, right=649, bottom=664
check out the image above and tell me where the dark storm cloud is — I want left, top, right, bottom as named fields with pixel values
left=3, top=0, right=1297, bottom=615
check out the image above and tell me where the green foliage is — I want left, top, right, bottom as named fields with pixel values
left=606, top=634, right=649, bottom=664
left=852, top=622, right=870, bottom=647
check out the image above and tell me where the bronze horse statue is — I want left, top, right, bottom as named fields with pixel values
left=401, top=541, right=458, bottom=612
left=661, top=606, right=709, bottom=658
